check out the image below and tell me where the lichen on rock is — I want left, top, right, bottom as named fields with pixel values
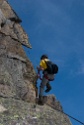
left=0, top=97, right=72, bottom=125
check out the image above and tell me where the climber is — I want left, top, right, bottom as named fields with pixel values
left=37, top=54, right=58, bottom=104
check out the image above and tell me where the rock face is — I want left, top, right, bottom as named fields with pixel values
left=0, top=0, right=36, bottom=102
left=0, top=0, right=72, bottom=125
left=0, top=97, right=72, bottom=125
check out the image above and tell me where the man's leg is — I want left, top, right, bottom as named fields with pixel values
left=39, top=76, right=48, bottom=104
left=39, top=76, right=48, bottom=96
left=45, top=74, right=54, bottom=93
left=45, top=82, right=52, bottom=93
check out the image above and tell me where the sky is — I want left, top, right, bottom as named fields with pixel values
left=8, top=0, right=84, bottom=125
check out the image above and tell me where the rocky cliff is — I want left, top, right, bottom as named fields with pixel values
left=0, top=0, right=72, bottom=125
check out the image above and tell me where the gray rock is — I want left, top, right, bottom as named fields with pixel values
left=0, top=1, right=72, bottom=125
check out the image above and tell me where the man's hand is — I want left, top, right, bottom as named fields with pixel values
left=37, top=74, right=40, bottom=78
left=37, top=66, right=43, bottom=71
left=37, top=66, right=40, bottom=70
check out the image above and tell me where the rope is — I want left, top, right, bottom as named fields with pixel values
left=56, top=108, right=84, bottom=125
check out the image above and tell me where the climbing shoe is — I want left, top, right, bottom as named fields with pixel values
left=38, top=96, right=44, bottom=105
left=45, top=83, right=52, bottom=93
left=45, top=87, right=51, bottom=93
